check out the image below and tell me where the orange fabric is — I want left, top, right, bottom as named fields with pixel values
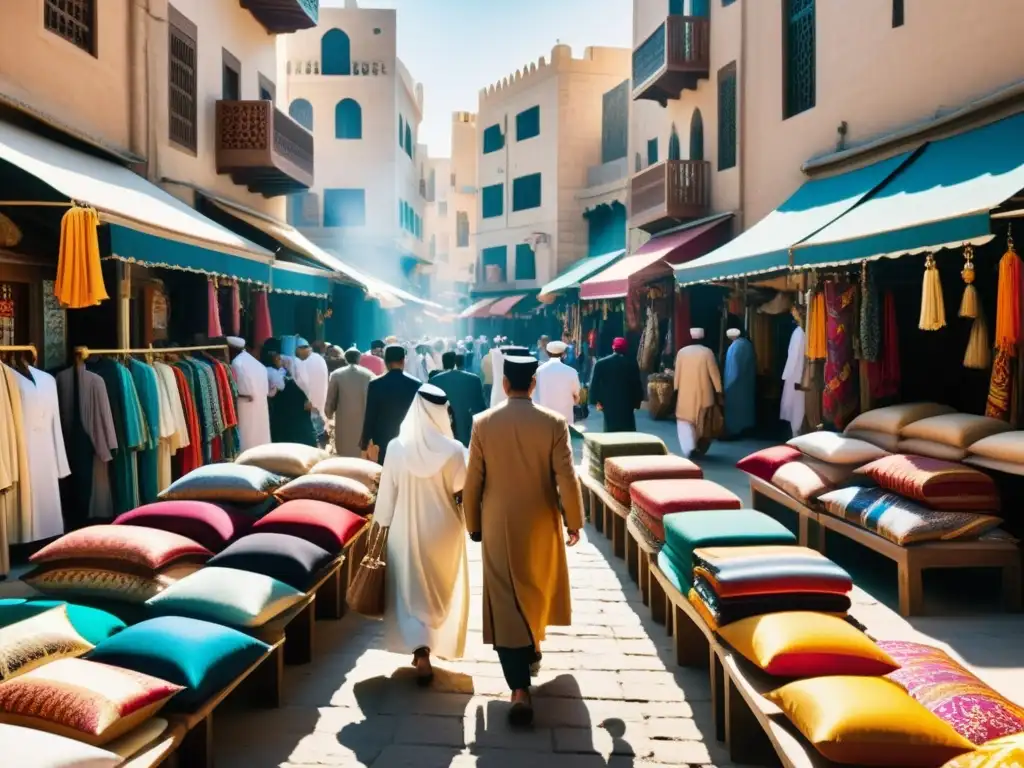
left=54, top=206, right=109, bottom=309
left=806, top=291, right=827, bottom=361
left=993, top=246, right=1021, bottom=354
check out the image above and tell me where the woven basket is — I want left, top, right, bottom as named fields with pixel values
left=647, top=376, right=675, bottom=421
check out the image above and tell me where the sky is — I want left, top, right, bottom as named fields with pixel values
left=324, top=0, right=633, bottom=156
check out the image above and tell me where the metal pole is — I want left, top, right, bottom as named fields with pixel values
left=116, top=261, right=131, bottom=349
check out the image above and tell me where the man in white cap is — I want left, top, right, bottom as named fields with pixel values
left=673, top=328, right=723, bottom=457
left=227, top=336, right=271, bottom=451
left=285, top=338, right=330, bottom=446
left=532, top=340, right=581, bottom=425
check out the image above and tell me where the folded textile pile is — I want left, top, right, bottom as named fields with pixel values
left=582, top=433, right=668, bottom=482
left=604, top=455, right=702, bottom=506
left=629, top=479, right=742, bottom=551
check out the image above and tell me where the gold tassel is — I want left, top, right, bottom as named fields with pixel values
left=919, top=253, right=946, bottom=331
left=959, top=245, right=978, bottom=319
left=964, top=302, right=991, bottom=370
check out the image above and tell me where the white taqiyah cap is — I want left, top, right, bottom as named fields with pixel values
left=726, top=328, right=741, bottom=339
left=226, top=336, right=246, bottom=349
left=546, top=340, right=568, bottom=355
left=690, top=328, right=705, bottom=340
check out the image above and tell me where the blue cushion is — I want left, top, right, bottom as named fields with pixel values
left=158, top=464, right=285, bottom=504
left=0, top=598, right=126, bottom=645
left=87, top=616, right=270, bottom=710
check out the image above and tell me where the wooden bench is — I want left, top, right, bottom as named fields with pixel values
left=625, top=515, right=657, bottom=605
left=578, top=472, right=628, bottom=560
left=748, top=475, right=821, bottom=548
left=316, top=519, right=372, bottom=621
left=119, top=721, right=187, bottom=768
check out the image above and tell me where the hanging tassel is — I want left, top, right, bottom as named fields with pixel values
left=964, top=301, right=991, bottom=370
left=959, top=245, right=978, bottom=319
left=918, top=254, right=946, bottom=331
left=993, top=235, right=1022, bottom=354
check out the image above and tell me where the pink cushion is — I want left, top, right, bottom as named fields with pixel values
left=605, top=455, right=703, bottom=485
left=30, top=525, right=211, bottom=574
left=737, top=446, right=802, bottom=483
left=114, top=501, right=240, bottom=552
left=629, top=479, right=742, bottom=522
left=252, top=500, right=367, bottom=555
left=856, top=454, right=1000, bottom=512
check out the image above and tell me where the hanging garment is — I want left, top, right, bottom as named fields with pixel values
left=252, top=290, right=273, bottom=350
left=230, top=282, right=241, bottom=336
left=129, top=360, right=160, bottom=506
left=211, top=358, right=240, bottom=460
left=867, top=292, right=901, bottom=402
left=806, top=291, right=827, bottom=360
left=230, top=350, right=271, bottom=451
left=153, top=362, right=190, bottom=492
left=723, top=336, right=756, bottom=437
left=780, top=326, right=806, bottom=438
left=859, top=267, right=881, bottom=362
left=0, top=367, right=24, bottom=575
left=823, top=282, right=859, bottom=430
left=207, top=280, right=223, bottom=338
left=171, top=367, right=202, bottom=478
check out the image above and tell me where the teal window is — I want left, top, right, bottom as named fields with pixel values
left=334, top=99, right=362, bottom=139
left=514, top=243, right=536, bottom=281
left=647, top=138, right=658, bottom=165
left=324, top=188, right=365, bottom=227
left=404, top=122, right=413, bottom=157
left=718, top=63, right=737, bottom=169
left=668, top=124, right=681, bottom=161
left=399, top=115, right=404, bottom=147
left=692, top=0, right=709, bottom=15
left=288, top=99, right=313, bottom=131
left=784, top=0, right=816, bottom=118
left=516, top=106, right=540, bottom=141
left=481, top=245, right=507, bottom=280
left=585, top=202, right=627, bottom=258
left=482, top=183, right=503, bottom=219
left=669, top=0, right=683, bottom=13
left=482, top=124, right=504, bottom=154
left=321, top=29, right=351, bottom=76
left=512, top=173, right=541, bottom=212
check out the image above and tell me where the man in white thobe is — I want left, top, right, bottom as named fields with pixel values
left=673, top=328, right=723, bottom=458
left=532, top=340, right=580, bottom=425
left=489, top=344, right=529, bottom=408
left=228, top=337, right=271, bottom=451
left=780, top=313, right=807, bottom=437
left=285, top=337, right=330, bottom=444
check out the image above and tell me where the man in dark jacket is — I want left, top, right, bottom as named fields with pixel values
left=359, top=345, right=422, bottom=464
left=432, top=351, right=487, bottom=446
left=588, top=337, right=644, bottom=432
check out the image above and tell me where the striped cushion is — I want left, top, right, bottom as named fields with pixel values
left=582, top=433, right=668, bottom=481
left=855, top=454, right=1000, bottom=512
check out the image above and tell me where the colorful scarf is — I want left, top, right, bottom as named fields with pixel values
left=823, top=281, right=858, bottom=429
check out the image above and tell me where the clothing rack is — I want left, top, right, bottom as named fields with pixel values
left=0, top=345, right=38, bottom=354
left=74, top=344, right=229, bottom=361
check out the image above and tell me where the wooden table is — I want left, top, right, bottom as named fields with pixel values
left=749, top=475, right=821, bottom=548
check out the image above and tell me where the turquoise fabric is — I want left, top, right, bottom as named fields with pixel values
left=129, top=360, right=161, bottom=505
left=539, top=250, right=626, bottom=297
left=87, top=616, right=269, bottom=710
left=0, top=599, right=126, bottom=645
left=271, top=266, right=332, bottom=297
left=108, top=226, right=270, bottom=285
left=116, top=362, right=145, bottom=513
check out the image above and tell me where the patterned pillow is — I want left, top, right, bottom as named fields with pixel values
left=0, top=599, right=125, bottom=645
left=629, top=479, right=742, bottom=520
left=788, top=432, right=890, bottom=465
left=736, top=445, right=802, bottom=483
left=770, top=461, right=833, bottom=505
left=114, top=501, right=241, bottom=553
left=0, top=606, right=93, bottom=682
left=818, top=486, right=1003, bottom=546
left=0, top=723, right=123, bottom=768
left=30, top=525, right=211, bottom=575
left=252, top=500, right=368, bottom=555
left=940, top=733, right=1024, bottom=768
left=159, top=464, right=285, bottom=504
left=24, top=563, right=200, bottom=605
left=273, top=475, right=375, bottom=513
left=207, top=533, right=334, bottom=592
left=855, top=454, right=1001, bottom=512
left=879, top=640, right=1024, bottom=745
left=0, top=657, right=181, bottom=746
left=309, top=457, right=383, bottom=493
left=605, top=455, right=703, bottom=505
left=235, top=443, right=329, bottom=478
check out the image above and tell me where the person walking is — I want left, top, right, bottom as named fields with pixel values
left=227, top=336, right=271, bottom=451
left=260, top=338, right=317, bottom=446
left=374, top=384, right=470, bottom=685
left=463, top=355, right=584, bottom=726
left=432, top=351, right=486, bottom=446
left=673, top=328, right=724, bottom=457
left=588, top=337, right=643, bottom=432
left=360, top=345, right=422, bottom=464
left=325, top=347, right=374, bottom=458
left=360, top=340, right=387, bottom=377
left=532, top=341, right=580, bottom=425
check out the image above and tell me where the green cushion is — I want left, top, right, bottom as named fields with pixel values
left=0, top=598, right=126, bottom=645
left=657, top=548, right=688, bottom=595
left=87, top=616, right=269, bottom=710
left=661, top=509, right=797, bottom=590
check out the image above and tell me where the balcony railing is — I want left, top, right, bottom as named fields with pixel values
left=629, top=160, right=711, bottom=232
left=240, top=0, right=318, bottom=34
left=632, top=16, right=710, bottom=104
left=216, top=100, right=314, bottom=197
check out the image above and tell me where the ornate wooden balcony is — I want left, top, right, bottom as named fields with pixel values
left=633, top=16, right=710, bottom=104
left=216, top=100, right=314, bottom=197
left=629, top=160, right=711, bottom=232
left=240, top=0, right=318, bottom=34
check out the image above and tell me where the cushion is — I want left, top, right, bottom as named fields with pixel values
left=88, top=616, right=271, bottom=710
left=273, top=474, right=374, bottom=513
left=0, top=657, right=181, bottom=746
left=30, top=525, right=211, bottom=574
left=940, top=734, right=1024, bottom=768
left=0, top=723, right=124, bottom=768
left=629, top=479, right=742, bottom=520
left=766, top=676, right=975, bottom=766
left=718, top=612, right=898, bottom=677
left=845, top=428, right=901, bottom=452
left=0, top=606, right=94, bottom=682
left=309, top=457, right=383, bottom=493
left=207, top=533, right=334, bottom=592
left=23, top=563, right=201, bottom=605
left=605, top=455, right=703, bottom=505
left=252, top=499, right=368, bottom=555
left=145, top=567, right=305, bottom=629
left=878, top=640, right=1024, bottom=745
left=235, top=442, right=329, bottom=478
left=158, top=464, right=285, bottom=504
left=736, top=445, right=801, bottom=483
left=770, top=461, right=833, bottom=505
left=900, top=413, right=1012, bottom=448
left=788, top=432, right=890, bottom=465
left=856, top=454, right=1001, bottom=512
left=845, top=402, right=958, bottom=436
left=582, top=433, right=668, bottom=481
left=690, top=572, right=851, bottom=626
left=964, top=455, right=1024, bottom=478
left=114, top=501, right=241, bottom=552
left=626, top=510, right=662, bottom=554
left=692, top=545, right=852, bottom=598
left=968, top=431, right=1024, bottom=464
left=0, top=599, right=125, bottom=645
left=802, top=456, right=860, bottom=485
left=896, top=439, right=970, bottom=462
left=818, top=487, right=1003, bottom=546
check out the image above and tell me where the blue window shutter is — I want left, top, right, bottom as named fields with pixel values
left=404, top=123, right=413, bottom=157
left=515, top=106, right=540, bottom=141
left=334, top=99, right=362, bottom=139
left=718, top=64, right=737, bottom=169
left=288, top=99, right=313, bottom=131
left=399, top=116, right=404, bottom=147
left=669, top=0, right=684, bottom=13
left=784, top=0, right=816, bottom=118
left=324, top=189, right=366, bottom=227
left=321, top=29, right=351, bottom=76
left=647, top=138, right=659, bottom=165
left=514, top=243, right=536, bottom=280
left=482, top=183, right=504, bottom=219
left=512, top=173, right=541, bottom=212
left=482, top=124, right=504, bottom=154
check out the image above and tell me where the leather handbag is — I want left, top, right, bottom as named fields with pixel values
left=345, top=523, right=389, bottom=619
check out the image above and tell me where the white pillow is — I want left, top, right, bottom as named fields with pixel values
left=787, top=432, right=890, bottom=465
left=844, top=403, right=956, bottom=436
left=0, top=723, right=120, bottom=768
left=899, top=413, right=1011, bottom=447
left=844, top=429, right=900, bottom=452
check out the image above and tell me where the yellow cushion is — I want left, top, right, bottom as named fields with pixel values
left=766, top=676, right=975, bottom=766
left=0, top=606, right=93, bottom=682
left=941, top=733, right=1024, bottom=768
left=718, top=612, right=898, bottom=677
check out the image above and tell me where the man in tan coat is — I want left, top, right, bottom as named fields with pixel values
left=673, top=327, right=723, bottom=458
left=463, top=355, right=584, bottom=726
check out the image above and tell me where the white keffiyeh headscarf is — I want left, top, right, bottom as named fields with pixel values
left=393, top=384, right=464, bottom=477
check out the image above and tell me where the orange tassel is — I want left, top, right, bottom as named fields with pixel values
left=993, top=244, right=1022, bottom=355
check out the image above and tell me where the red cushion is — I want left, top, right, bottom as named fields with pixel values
left=251, top=500, right=366, bottom=555
left=605, top=455, right=703, bottom=485
left=629, top=479, right=742, bottom=521
left=115, top=501, right=240, bottom=552
left=736, top=445, right=802, bottom=483
left=856, top=454, right=1000, bottom=512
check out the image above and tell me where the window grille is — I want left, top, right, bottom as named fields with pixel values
left=784, top=0, right=816, bottom=118
left=44, top=0, right=95, bottom=55
left=169, top=13, right=198, bottom=152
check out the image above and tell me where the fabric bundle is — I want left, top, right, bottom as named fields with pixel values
left=688, top=576, right=852, bottom=628
left=805, top=290, right=827, bottom=360
left=986, top=240, right=1022, bottom=422
left=54, top=206, right=109, bottom=309
left=859, top=265, right=881, bottom=362
left=581, top=432, right=667, bottom=483
left=867, top=291, right=900, bottom=401
left=918, top=254, right=947, bottom=331
left=603, top=454, right=702, bottom=506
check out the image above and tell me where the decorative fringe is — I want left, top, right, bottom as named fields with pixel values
left=993, top=239, right=1022, bottom=354
left=959, top=245, right=978, bottom=319
left=964, top=304, right=991, bottom=370
left=918, top=254, right=946, bottom=331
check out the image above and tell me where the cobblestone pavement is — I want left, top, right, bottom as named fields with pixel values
left=215, top=527, right=737, bottom=767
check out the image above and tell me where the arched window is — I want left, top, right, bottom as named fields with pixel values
left=289, top=99, right=313, bottom=131
left=689, top=108, right=704, bottom=161
left=334, top=99, right=362, bottom=139
left=321, top=29, right=351, bottom=76
left=668, top=123, right=681, bottom=161
left=404, top=123, right=413, bottom=157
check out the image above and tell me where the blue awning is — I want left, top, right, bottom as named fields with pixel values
left=270, top=263, right=333, bottom=298
left=538, top=250, right=626, bottom=298
left=793, top=111, right=1024, bottom=268
left=674, top=152, right=912, bottom=286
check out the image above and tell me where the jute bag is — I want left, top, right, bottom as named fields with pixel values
left=346, top=523, right=389, bottom=619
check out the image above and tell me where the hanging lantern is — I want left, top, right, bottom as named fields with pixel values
left=959, top=244, right=978, bottom=319
left=918, top=253, right=946, bottom=331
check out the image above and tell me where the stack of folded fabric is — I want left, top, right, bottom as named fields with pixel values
left=688, top=544, right=854, bottom=630
left=628, top=479, right=742, bottom=552
left=581, top=432, right=668, bottom=482
left=604, top=455, right=702, bottom=506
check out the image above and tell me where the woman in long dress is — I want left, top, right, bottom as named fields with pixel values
left=373, top=383, right=469, bottom=684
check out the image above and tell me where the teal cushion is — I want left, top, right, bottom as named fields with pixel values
left=158, top=464, right=285, bottom=504
left=0, top=598, right=126, bottom=645
left=87, top=616, right=269, bottom=710
left=145, top=567, right=305, bottom=628
left=657, top=548, right=687, bottom=595
left=661, top=509, right=797, bottom=590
